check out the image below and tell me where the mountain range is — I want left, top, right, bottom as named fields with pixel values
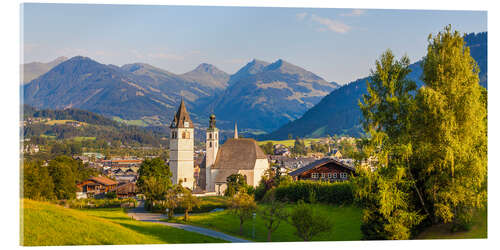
left=22, top=56, right=338, bottom=132
left=22, top=32, right=486, bottom=139
left=21, top=56, right=68, bottom=84
left=262, top=32, right=487, bottom=139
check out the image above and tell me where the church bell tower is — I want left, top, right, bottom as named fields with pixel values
left=169, top=99, right=195, bottom=189
left=205, top=114, right=219, bottom=192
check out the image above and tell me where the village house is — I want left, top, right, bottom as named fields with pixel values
left=104, top=166, right=139, bottom=183
left=273, top=144, right=291, bottom=156
left=269, top=155, right=319, bottom=170
left=76, top=176, right=118, bottom=199
left=289, top=157, right=356, bottom=182
left=111, top=182, right=138, bottom=198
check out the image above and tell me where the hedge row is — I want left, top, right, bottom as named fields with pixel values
left=62, top=198, right=137, bottom=209
left=274, top=181, right=354, bottom=205
left=174, top=196, right=230, bottom=213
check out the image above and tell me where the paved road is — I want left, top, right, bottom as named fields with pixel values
left=127, top=202, right=251, bottom=243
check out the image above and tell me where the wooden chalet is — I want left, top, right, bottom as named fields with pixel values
left=289, top=158, right=356, bottom=182
left=77, top=176, right=118, bottom=197
left=111, top=182, right=138, bottom=198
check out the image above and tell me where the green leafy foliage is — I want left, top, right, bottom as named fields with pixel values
left=229, top=192, right=257, bottom=235
left=23, top=156, right=98, bottom=201
left=355, top=49, right=424, bottom=240
left=354, top=26, right=487, bottom=239
left=412, top=25, right=487, bottom=229
left=259, top=193, right=289, bottom=241
left=290, top=200, right=333, bottom=241
left=224, top=173, right=249, bottom=197
left=273, top=181, right=353, bottom=205
left=179, top=188, right=201, bottom=221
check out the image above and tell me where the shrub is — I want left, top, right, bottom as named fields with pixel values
left=274, top=181, right=353, bottom=205
left=174, top=196, right=230, bottom=213
left=66, top=198, right=137, bottom=209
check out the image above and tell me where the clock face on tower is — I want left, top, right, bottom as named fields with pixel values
left=184, top=121, right=189, bottom=127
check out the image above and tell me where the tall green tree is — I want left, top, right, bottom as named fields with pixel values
left=179, top=187, right=201, bottom=221
left=259, top=193, right=289, bottom=242
left=230, top=192, right=257, bottom=235
left=290, top=200, right=332, bottom=241
left=224, top=173, right=248, bottom=197
left=355, top=49, right=424, bottom=240
left=137, top=158, right=172, bottom=189
left=412, top=25, right=487, bottom=229
left=47, top=156, right=78, bottom=200
left=22, top=160, right=54, bottom=200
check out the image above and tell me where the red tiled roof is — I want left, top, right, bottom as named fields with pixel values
left=90, top=176, right=118, bottom=186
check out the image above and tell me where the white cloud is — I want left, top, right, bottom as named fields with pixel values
left=340, top=9, right=366, bottom=17
left=310, top=14, right=351, bottom=34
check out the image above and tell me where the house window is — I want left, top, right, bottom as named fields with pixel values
left=333, top=173, right=337, bottom=178
left=328, top=173, right=333, bottom=178
left=340, top=172, right=347, bottom=178
left=311, top=173, right=319, bottom=179
left=321, top=173, right=326, bottom=178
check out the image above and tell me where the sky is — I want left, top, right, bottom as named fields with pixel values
left=21, top=3, right=487, bottom=85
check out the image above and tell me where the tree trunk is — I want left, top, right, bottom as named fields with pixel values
left=184, top=209, right=188, bottom=221
left=267, top=230, right=272, bottom=242
left=240, top=220, right=244, bottom=235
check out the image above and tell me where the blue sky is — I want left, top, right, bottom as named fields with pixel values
left=21, top=3, right=487, bottom=84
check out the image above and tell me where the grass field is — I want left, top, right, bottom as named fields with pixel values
left=258, top=138, right=324, bottom=147
left=21, top=199, right=225, bottom=246
left=112, top=116, right=149, bottom=127
left=417, top=207, right=487, bottom=239
left=45, top=119, right=86, bottom=126
left=73, top=136, right=97, bottom=141
left=167, top=203, right=362, bottom=242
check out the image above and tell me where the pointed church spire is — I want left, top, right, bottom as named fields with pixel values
left=170, top=99, right=193, bottom=128
left=234, top=122, right=238, bottom=139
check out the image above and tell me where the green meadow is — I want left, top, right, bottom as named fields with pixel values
left=258, top=138, right=324, bottom=148
left=21, top=199, right=225, bottom=246
left=167, top=203, right=363, bottom=242
left=417, top=207, right=487, bottom=239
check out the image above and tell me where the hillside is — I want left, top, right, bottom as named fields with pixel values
left=263, top=32, right=487, bottom=139
left=23, top=105, right=167, bottom=146
left=209, top=59, right=340, bottom=132
left=21, top=56, right=68, bottom=84
left=21, top=199, right=223, bottom=246
left=23, top=56, right=181, bottom=125
left=181, top=63, right=230, bottom=90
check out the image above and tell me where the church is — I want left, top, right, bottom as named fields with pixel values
left=169, top=100, right=269, bottom=194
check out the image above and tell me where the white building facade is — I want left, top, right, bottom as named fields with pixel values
left=169, top=100, right=195, bottom=189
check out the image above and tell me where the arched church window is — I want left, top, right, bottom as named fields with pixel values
left=209, top=133, right=212, bottom=139
left=186, top=132, right=190, bottom=139
left=209, top=142, right=212, bottom=147
left=182, top=131, right=186, bottom=139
